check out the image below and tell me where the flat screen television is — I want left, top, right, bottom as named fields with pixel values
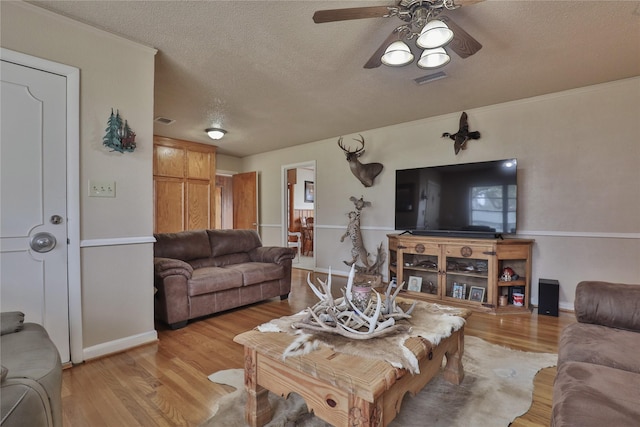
left=395, top=159, right=518, bottom=237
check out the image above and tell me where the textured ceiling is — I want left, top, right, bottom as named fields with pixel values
left=30, top=1, right=640, bottom=157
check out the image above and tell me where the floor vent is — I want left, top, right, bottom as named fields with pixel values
left=414, top=71, right=447, bottom=85
left=154, top=117, right=175, bottom=125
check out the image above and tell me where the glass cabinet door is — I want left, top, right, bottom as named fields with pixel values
left=443, top=244, right=493, bottom=304
left=398, top=242, right=441, bottom=297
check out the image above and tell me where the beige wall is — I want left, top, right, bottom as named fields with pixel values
left=2, top=2, right=157, bottom=356
left=242, top=77, right=640, bottom=310
left=217, top=153, right=243, bottom=173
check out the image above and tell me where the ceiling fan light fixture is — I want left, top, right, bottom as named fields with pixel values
left=417, top=47, right=451, bottom=69
left=381, top=40, right=414, bottom=66
left=416, top=19, right=454, bottom=49
left=205, top=127, right=227, bottom=140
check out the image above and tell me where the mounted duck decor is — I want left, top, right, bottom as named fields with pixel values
left=337, top=135, right=383, bottom=187
left=103, top=109, right=136, bottom=153
left=442, top=111, right=480, bottom=155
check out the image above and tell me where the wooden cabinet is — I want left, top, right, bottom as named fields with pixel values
left=388, top=234, right=533, bottom=314
left=153, top=136, right=216, bottom=233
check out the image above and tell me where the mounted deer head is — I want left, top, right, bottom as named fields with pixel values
left=337, top=135, right=383, bottom=187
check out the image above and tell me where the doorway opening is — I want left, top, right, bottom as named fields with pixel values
left=282, top=162, right=315, bottom=271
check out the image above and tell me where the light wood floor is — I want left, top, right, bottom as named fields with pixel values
left=61, top=269, right=575, bottom=426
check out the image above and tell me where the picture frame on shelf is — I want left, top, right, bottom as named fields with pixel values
left=452, top=282, right=467, bottom=299
left=468, top=286, right=486, bottom=302
left=407, top=276, right=422, bottom=292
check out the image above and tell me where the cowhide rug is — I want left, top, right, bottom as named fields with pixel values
left=202, top=336, right=557, bottom=427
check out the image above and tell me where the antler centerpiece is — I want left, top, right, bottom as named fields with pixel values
left=292, top=265, right=416, bottom=340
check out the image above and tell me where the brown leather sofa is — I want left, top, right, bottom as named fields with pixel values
left=153, top=229, right=296, bottom=329
left=551, top=281, right=640, bottom=426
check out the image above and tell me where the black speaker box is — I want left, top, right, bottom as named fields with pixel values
left=538, top=279, right=559, bottom=317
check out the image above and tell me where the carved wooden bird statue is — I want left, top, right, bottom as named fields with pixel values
left=442, top=112, right=481, bottom=155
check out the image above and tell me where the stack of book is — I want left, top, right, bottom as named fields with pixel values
left=452, top=282, right=467, bottom=299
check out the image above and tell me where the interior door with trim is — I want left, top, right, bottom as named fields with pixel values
left=232, top=171, right=258, bottom=231
left=0, top=60, right=70, bottom=362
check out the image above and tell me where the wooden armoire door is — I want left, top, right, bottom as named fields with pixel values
left=153, top=136, right=216, bottom=233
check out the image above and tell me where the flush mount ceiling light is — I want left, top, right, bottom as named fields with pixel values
left=417, top=47, right=451, bottom=69
left=381, top=40, right=414, bottom=66
left=205, top=127, right=227, bottom=140
left=416, top=19, right=454, bottom=49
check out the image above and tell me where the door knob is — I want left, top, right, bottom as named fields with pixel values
left=30, top=232, right=57, bottom=253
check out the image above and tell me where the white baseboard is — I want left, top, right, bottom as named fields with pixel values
left=82, top=330, right=158, bottom=361
left=559, top=301, right=575, bottom=312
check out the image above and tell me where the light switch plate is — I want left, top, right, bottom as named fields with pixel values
left=88, top=180, right=116, bottom=197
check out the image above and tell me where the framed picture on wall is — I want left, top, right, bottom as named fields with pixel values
left=304, top=181, right=314, bottom=203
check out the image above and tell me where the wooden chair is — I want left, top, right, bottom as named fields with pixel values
left=302, top=217, right=314, bottom=256
left=287, top=231, right=301, bottom=262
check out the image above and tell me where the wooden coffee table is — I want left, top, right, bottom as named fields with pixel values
left=233, top=312, right=470, bottom=427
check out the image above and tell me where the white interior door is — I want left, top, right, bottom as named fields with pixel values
left=1, top=60, right=70, bottom=362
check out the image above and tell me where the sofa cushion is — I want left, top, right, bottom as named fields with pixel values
left=154, top=230, right=211, bottom=261
left=225, top=263, right=285, bottom=286
left=574, top=281, right=640, bottom=332
left=552, top=361, right=640, bottom=427
left=0, top=324, right=61, bottom=383
left=207, top=229, right=262, bottom=258
left=558, top=322, right=640, bottom=374
left=188, top=267, right=243, bottom=296
left=190, top=253, right=252, bottom=269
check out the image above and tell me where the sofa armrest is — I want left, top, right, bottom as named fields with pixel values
left=574, top=281, right=640, bottom=332
left=1, top=379, right=54, bottom=427
left=249, top=247, right=296, bottom=265
left=153, top=258, right=191, bottom=328
left=154, top=257, right=193, bottom=279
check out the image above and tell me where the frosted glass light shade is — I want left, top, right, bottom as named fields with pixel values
left=416, top=19, right=454, bottom=49
left=206, top=128, right=227, bottom=140
left=417, top=47, right=451, bottom=69
left=381, top=41, right=414, bottom=66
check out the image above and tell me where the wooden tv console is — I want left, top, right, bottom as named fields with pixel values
left=388, top=234, right=534, bottom=314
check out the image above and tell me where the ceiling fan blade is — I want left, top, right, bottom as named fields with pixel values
left=313, top=6, right=392, bottom=23
left=452, top=0, right=485, bottom=6
left=440, top=16, right=482, bottom=59
left=364, top=29, right=403, bottom=69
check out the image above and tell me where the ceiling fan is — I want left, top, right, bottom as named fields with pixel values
left=313, top=0, right=484, bottom=69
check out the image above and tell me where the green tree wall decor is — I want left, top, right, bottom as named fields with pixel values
left=103, top=109, right=136, bottom=153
